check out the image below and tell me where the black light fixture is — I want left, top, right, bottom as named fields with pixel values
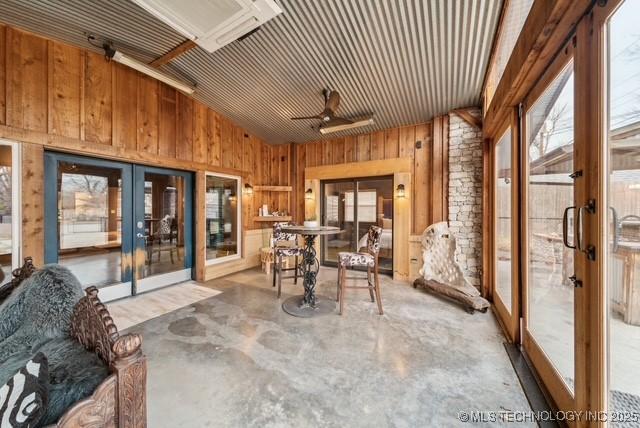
left=396, top=184, right=405, bottom=198
left=305, top=188, right=314, bottom=200
left=244, top=183, right=253, bottom=195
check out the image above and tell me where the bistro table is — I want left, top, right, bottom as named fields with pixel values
left=280, top=225, right=341, bottom=317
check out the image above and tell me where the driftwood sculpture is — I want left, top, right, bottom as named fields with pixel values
left=413, top=222, right=490, bottom=313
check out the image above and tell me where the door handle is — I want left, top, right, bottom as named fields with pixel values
left=562, top=206, right=576, bottom=249
left=136, top=233, right=144, bottom=238
left=576, top=199, right=596, bottom=260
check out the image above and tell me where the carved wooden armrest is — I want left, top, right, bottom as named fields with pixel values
left=0, top=256, right=36, bottom=302
left=67, top=286, right=147, bottom=427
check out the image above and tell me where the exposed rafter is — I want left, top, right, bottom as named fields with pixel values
left=149, top=39, right=196, bottom=68
left=451, top=108, right=482, bottom=129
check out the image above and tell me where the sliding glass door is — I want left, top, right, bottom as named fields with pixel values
left=45, top=153, right=193, bottom=301
left=604, top=0, right=640, bottom=415
left=521, top=44, right=578, bottom=410
left=321, top=176, right=393, bottom=272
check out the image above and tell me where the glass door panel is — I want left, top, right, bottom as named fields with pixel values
left=58, top=162, right=123, bottom=287
left=0, top=144, right=14, bottom=280
left=525, top=60, right=576, bottom=393
left=322, top=180, right=355, bottom=264
left=134, top=166, right=193, bottom=292
left=606, top=0, right=640, bottom=411
left=495, top=127, right=514, bottom=316
left=356, top=178, right=393, bottom=271
left=44, top=153, right=133, bottom=301
left=322, top=177, right=393, bottom=273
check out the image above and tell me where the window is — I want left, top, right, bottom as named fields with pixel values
left=0, top=141, right=20, bottom=281
left=494, top=128, right=513, bottom=314
left=484, top=0, right=534, bottom=109
left=205, top=173, right=241, bottom=264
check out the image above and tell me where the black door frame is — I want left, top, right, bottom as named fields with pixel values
left=320, top=175, right=394, bottom=274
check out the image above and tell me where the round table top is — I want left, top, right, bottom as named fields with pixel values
left=281, top=225, right=342, bottom=236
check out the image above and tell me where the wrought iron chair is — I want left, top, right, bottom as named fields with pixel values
left=271, top=222, right=304, bottom=298
left=337, top=225, right=383, bottom=315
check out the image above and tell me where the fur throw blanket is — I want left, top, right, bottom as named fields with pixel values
left=0, top=264, right=83, bottom=363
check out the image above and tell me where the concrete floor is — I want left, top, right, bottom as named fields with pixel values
left=126, top=267, right=533, bottom=427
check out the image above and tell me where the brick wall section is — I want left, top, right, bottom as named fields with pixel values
left=448, top=110, right=483, bottom=287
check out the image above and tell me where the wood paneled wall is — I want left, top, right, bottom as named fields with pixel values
left=292, top=120, right=449, bottom=234
left=0, top=25, right=288, bottom=232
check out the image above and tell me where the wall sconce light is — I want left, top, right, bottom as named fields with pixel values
left=243, top=183, right=253, bottom=195
left=396, top=184, right=405, bottom=198
left=305, top=188, right=314, bottom=200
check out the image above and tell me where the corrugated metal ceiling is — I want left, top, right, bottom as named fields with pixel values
left=0, top=0, right=503, bottom=144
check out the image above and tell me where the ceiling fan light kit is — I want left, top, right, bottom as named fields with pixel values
left=319, top=116, right=375, bottom=134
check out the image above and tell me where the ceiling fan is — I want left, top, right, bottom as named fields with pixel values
left=291, top=89, right=374, bottom=133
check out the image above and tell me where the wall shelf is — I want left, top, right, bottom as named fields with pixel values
left=253, top=185, right=292, bottom=192
left=253, top=216, right=292, bottom=222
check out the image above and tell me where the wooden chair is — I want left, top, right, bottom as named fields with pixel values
left=271, top=222, right=303, bottom=298
left=337, top=226, right=383, bottom=315
left=147, top=217, right=180, bottom=265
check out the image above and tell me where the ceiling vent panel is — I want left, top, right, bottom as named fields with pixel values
left=133, top=0, right=282, bottom=52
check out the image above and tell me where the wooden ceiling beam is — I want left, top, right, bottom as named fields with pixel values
left=149, top=40, right=197, bottom=68
left=451, top=107, right=482, bottom=129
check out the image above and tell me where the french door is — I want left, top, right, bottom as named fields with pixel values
left=599, top=0, right=640, bottom=419
left=490, top=0, right=640, bottom=421
left=521, top=44, right=580, bottom=411
left=492, top=118, right=520, bottom=342
left=44, top=153, right=193, bottom=301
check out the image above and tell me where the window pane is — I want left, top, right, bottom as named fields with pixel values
left=0, top=145, right=12, bottom=281
left=484, top=0, right=534, bottom=108
left=607, top=0, right=640, bottom=407
left=495, top=128, right=512, bottom=313
left=206, top=175, right=238, bottom=260
left=141, top=173, right=185, bottom=277
left=526, top=61, right=575, bottom=391
left=58, top=162, right=122, bottom=288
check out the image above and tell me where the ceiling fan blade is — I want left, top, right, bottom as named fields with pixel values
left=325, top=90, right=340, bottom=113
left=291, top=115, right=322, bottom=120
left=324, top=116, right=353, bottom=127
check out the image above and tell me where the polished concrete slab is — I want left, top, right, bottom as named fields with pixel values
left=126, top=267, right=533, bottom=427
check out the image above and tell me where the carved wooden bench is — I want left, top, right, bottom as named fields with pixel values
left=5, top=258, right=147, bottom=427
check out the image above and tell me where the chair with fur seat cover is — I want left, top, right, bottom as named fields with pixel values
left=337, top=225, right=384, bottom=315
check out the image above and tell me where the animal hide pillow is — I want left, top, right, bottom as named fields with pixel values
left=0, top=352, right=49, bottom=428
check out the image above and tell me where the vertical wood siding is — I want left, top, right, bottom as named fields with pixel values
left=293, top=119, right=449, bottom=234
